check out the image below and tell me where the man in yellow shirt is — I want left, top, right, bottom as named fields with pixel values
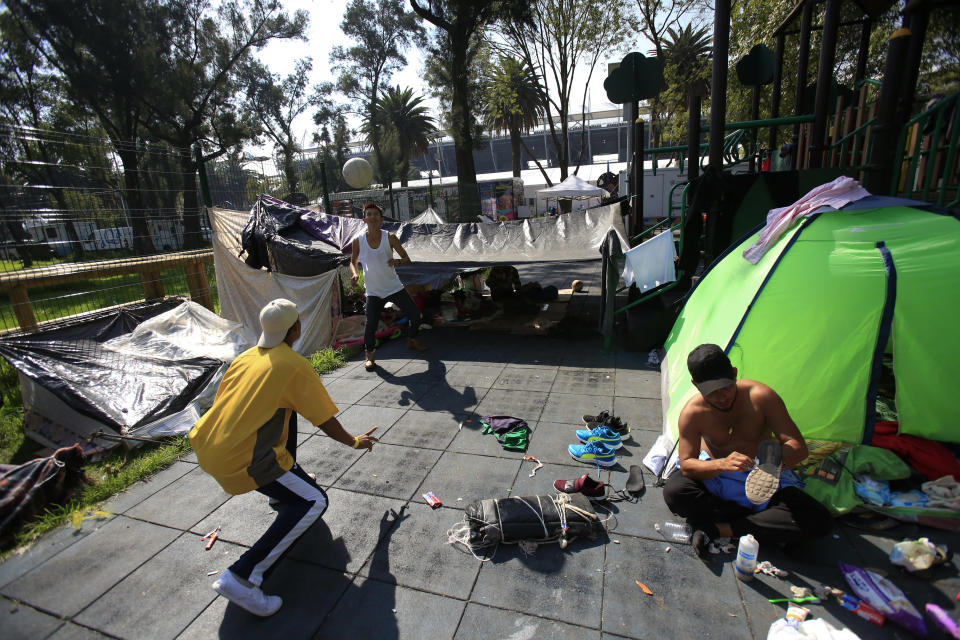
left=189, top=298, right=378, bottom=616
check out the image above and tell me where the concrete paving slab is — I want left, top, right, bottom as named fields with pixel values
left=125, top=467, right=231, bottom=530
left=332, top=443, right=441, bottom=500
left=47, top=622, right=113, bottom=639
left=315, top=577, right=465, bottom=640
left=613, top=370, right=660, bottom=399
left=286, top=489, right=405, bottom=573
left=288, top=434, right=365, bottom=487
left=2, top=516, right=179, bottom=618
left=492, top=366, right=557, bottom=392
left=178, top=448, right=198, bottom=463
left=442, top=363, right=505, bottom=387
left=612, top=397, right=662, bottom=432
left=602, top=535, right=751, bottom=639
left=358, top=503, right=480, bottom=599
left=378, top=410, right=467, bottom=451
left=506, top=342, right=566, bottom=369
left=176, top=560, right=352, bottom=640
left=392, top=359, right=451, bottom=380
left=538, top=393, right=612, bottom=426
left=474, top=388, right=548, bottom=422
left=104, top=460, right=196, bottom=515
left=454, top=602, right=600, bottom=640
left=0, top=523, right=96, bottom=590
left=73, top=532, right=240, bottom=639
left=356, top=381, right=432, bottom=408
left=333, top=404, right=407, bottom=436
left=602, top=485, right=679, bottom=542
left=559, top=347, right=617, bottom=371
left=412, top=384, right=488, bottom=414
left=524, top=421, right=601, bottom=468
left=321, top=377, right=383, bottom=405
left=551, top=369, right=616, bottom=395
left=414, top=452, right=521, bottom=508
left=340, top=357, right=411, bottom=378
left=2, top=596, right=63, bottom=638
left=471, top=541, right=606, bottom=628
left=190, top=489, right=281, bottom=545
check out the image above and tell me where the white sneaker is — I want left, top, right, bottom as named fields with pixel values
left=212, top=569, right=282, bottom=617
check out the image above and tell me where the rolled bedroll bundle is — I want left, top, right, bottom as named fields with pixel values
left=463, top=492, right=602, bottom=549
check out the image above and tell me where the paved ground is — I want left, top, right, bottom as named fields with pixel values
left=2, top=282, right=960, bottom=638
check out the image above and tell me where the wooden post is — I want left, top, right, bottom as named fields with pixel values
left=184, top=261, right=213, bottom=311
left=9, top=285, right=38, bottom=332
left=141, top=270, right=165, bottom=300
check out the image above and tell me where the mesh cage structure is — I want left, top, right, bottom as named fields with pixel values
left=0, top=125, right=215, bottom=333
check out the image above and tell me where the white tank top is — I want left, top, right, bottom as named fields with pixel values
left=358, top=231, right=404, bottom=298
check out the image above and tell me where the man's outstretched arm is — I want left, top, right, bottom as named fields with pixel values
left=317, top=416, right=378, bottom=450
left=758, top=386, right=808, bottom=468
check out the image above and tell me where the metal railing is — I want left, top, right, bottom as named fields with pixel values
left=892, top=91, right=960, bottom=207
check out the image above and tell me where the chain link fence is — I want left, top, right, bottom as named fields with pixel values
left=0, top=126, right=215, bottom=333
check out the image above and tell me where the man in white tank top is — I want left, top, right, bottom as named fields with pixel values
left=349, top=202, right=428, bottom=371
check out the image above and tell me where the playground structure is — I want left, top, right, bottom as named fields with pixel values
left=601, top=0, right=959, bottom=351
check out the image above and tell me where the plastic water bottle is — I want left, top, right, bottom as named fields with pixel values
left=655, top=521, right=692, bottom=543
left=735, top=534, right=759, bottom=581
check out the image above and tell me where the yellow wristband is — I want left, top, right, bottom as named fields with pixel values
left=352, top=436, right=360, bottom=449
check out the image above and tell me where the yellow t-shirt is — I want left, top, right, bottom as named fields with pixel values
left=188, top=343, right=338, bottom=494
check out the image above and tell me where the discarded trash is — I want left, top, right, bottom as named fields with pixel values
left=840, top=561, right=924, bottom=635
left=655, top=521, right=692, bottom=544
left=790, top=586, right=811, bottom=598
left=71, top=509, right=113, bottom=530
left=785, top=605, right=810, bottom=623
left=665, top=546, right=671, bottom=553
left=840, top=594, right=885, bottom=626
left=423, top=492, right=442, bottom=509
left=613, top=539, right=620, bottom=544
left=890, top=537, right=948, bottom=572
left=768, top=596, right=820, bottom=604
left=523, top=455, right=544, bottom=477
left=757, top=561, right=789, bottom=578
left=203, top=526, right=221, bottom=550
left=635, top=580, right=653, bottom=595
left=206, top=571, right=218, bottom=576
left=734, top=534, right=759, bottom=582
left=926, top=603, right=960, bottom=639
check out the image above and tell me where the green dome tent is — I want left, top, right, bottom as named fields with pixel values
left=661, top=196, right=960, bottom=445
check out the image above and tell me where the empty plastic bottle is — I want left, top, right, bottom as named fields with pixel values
left=735, top=534, right=759, bottom=581
left=655, top=521, right=692, bottom=543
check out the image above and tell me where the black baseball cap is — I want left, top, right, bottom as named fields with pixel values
left=687, top=344, right=736, bottom=395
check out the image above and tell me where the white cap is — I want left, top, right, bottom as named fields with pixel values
left=257, top=299, right=299, bottom=348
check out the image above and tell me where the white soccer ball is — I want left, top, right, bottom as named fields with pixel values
left=342, top=157, right=373, bottom=189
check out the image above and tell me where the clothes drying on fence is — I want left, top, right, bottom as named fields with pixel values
left=742, top=176, right=870, bottom=264
left=621, top=230, right=677, bottom=292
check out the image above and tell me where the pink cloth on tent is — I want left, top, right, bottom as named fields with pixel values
left=742, top=176, right=870, bottom=264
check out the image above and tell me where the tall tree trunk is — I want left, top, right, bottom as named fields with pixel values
left=451, top=44, right=479, bottom=221
left=179, top=154, right=203, bottom=250
left=283, top=149, right=298, bottom=194
left=510, top=127, right=522, bottom=177
left=116, top=147, right=155, bottom=255
left=400, top=159, right=410, bottom=188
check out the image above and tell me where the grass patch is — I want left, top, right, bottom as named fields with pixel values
left=4, top=436, right=191, bottom=558
left=309, top=345, right=362, bottom=375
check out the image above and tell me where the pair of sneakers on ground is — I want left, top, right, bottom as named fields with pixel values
left=567, top=410, right=629, bottom=467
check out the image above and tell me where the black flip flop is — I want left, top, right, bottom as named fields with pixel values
left=625, top=464, right=645, bottom=496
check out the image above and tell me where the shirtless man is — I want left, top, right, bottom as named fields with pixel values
left=663, top=344, right=832, bottom=557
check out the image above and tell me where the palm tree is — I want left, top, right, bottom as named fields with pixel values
left=482, top=56, right=545, bottom=177
left=654, top=24, right=712, bottom=147
left=368, top=86, right=435, bottom=187
left=660, top=24, right=712, bottom=85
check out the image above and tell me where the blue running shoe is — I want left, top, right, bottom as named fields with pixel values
left=568, top=441, right=616, bottom=466
left=575, top=425, right=623, bottom=449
